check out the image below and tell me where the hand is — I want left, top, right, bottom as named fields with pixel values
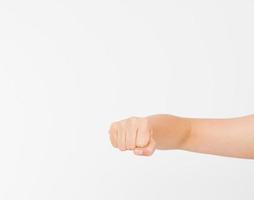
left=108, top=117, right=156, bottom=156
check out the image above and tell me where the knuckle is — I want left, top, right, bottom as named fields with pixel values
left=126, top=142, right=135, bottom=150
left=129, top=145, right=135, bottom=150
left=119, top=146, right=126, bottom=151
left=127, top=116, right=139, bottom=126
left=126, top=135, right=135, bottom=150
left=120, top=120, right=127, bottom=128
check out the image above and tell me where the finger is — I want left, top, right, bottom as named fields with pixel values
left=109, top=130, right=117, bottom=148
left=126, top=126, right=137, bottom=150
left=134, top=138, right=156, bottom=156
left=136, top=122, right=150, bottom=148
left=109, top=123, right=118, bottom=148
left=117, top=123, right=127, bottom=151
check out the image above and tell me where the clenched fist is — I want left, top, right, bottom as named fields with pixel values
left=108, top=117, right=156, bottom=156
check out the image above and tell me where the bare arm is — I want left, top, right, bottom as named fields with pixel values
left=109, top=114, right=254, bottom=159
left=183, top=114, right=254, bottom=159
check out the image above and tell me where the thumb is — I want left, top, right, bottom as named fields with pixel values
left=134, top=138, right=156, bottom=156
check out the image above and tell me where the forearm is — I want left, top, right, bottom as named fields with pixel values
left=181, top=115, right=254, bottom=159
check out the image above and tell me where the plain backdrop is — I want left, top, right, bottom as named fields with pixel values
left=0, top=0, right=254, bottom=199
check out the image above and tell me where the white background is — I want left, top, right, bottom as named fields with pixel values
left=0, top=0, right=254, bottom=199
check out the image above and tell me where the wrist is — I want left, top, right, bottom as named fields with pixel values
left=178, top=117, right=192, bottom=150
left=146, top=114, right=192, bottom=150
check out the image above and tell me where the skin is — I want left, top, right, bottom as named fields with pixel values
left=108, top=114, right=254, bottom=159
